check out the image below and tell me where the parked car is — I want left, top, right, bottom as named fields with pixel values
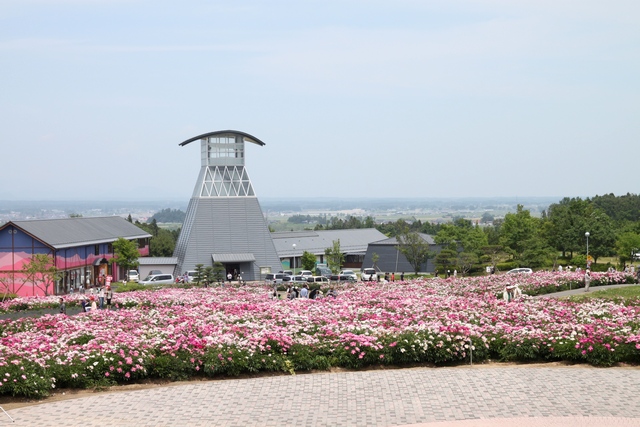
left=361, top=268, right=377, bottom=281
left=340, top=270, right=358, bottom=281
left=127, top=270, right=140, bottom=282
left=139, top=274, right=174, bottom=285
left=148, top=270, right=163, bottom=276
left=330, top=273, right=357, bottom=282
left=290, top=275, right=308, bottom=284
left=300, top=270, right=313, bottom=277
left=307, top=276, right=330, bottom=284
left=506, top=268, right=533, bottom=275
left=315, top=266, right=332, bottom=278
left=265, top=273, right=287, bottom=284
left=281, top=270, right=293, bottom=276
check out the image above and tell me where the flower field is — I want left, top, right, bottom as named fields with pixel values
left=1, top=271, right=638, bottom=399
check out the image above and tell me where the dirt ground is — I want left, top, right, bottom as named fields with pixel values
left=2, top=361, right=637, bottom=411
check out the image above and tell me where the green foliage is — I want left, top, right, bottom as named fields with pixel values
left=110, top=237, right=140, bottom=272
left=149, top=351, right=197, bottom=381
left=616, top=231, right=640, bottom=266
left=435, top=249, right=457, bottom=273
left=301, top=251, right=317, bottom=271
left=397, top=230, right=433, bottom=274
left=212, top=262, right=225, bottom=284
left=499, top=204, right=538, bottom=261
left=193, top=264, right=206, bottom=286
left=134, top=221, right=179, bottom=257
left=0, top=360, right=55, bottom=398
left=325, top=239, right=345, bottom=273
left=147, top=208, right=186, bottom=224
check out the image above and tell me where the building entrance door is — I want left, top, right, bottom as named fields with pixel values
left=226, top=263, right=240, bottom=280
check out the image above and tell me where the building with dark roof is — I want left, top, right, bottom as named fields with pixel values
left=173, top=130, right=281, bottom=281
left=361, top=233, right=442, bottom=274
left=272, top=228, right=387, bottom=270
left=0, top=217, right=151, bottom=296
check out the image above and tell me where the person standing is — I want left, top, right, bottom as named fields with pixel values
left=584, top=269, right=592, bottom=292
left=400, top=272, right=404, bottom=281
left=300, top=284, right=309, bottom=298
left=98, top=286, right=105, bottom=309
left=59, top=298, right=66, bottom=315
left=105, top=285, right=113, bottom=309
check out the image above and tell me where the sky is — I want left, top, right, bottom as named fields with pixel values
left=1, top=0, right=638, bottom=201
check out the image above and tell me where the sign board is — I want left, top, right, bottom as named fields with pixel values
left=260, top=266, right=271, bottom=275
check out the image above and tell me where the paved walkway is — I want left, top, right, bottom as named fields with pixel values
left=535, top=283, right=639, bottom=299
left=3, top=365, right=640, bottom=426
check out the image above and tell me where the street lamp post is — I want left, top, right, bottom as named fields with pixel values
left=292, top=243, right=296, bottom=273
left=585, top=232, right=590, bottom=268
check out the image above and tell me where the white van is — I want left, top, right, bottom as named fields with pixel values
left=127, top=270, right=140, bottom=282
left=139, top=274, right=174, bottom=285
left=361, top=268, right=377, bottom=281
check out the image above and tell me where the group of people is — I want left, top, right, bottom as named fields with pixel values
left=379, top=272, right=405, bottom=282
left=59, top=284, right=114, bottom=315
left=79, top=285, right=113, bottom=312
left=279, top=285, right=337, bottom=300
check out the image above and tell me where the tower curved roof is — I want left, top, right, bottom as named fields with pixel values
left=178, top=130, right=266, bottom=147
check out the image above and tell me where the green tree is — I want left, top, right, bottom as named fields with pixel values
left=150, top=230, right=175, bottom=257
left=110, top=238, right=140, bottom=275
left=499, top=205, right=537, bottom=262
left=456, top=252, right=479, bottom=276
left=324, top=239, right=344, bottom=273
left=212, top=262, right=225, bottom=284
left=301, top=251, right=317, bottom=271
left=615, top=232, right=640, bottom=267
left=372, top=252, right=380, bottom=271
left=583, top=207, right=616, bottom=263
left=435, top=248, right=457, bottom=275
left=520, top=235, right=555, bottom=268
left=22, top=254, right=61, bottom=296
left=193, top=264, right=206, bottom=286
left=545, top=198, right=587, bottom=257
left=397, top=231, right=432, bottom=274
left=480, top=245, right=506, bottom=272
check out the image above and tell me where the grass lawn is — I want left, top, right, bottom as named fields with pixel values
left=565, top=285, right=640, bottom=303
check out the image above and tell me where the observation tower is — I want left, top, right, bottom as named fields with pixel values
left=173, top=130, right=281, bottom=281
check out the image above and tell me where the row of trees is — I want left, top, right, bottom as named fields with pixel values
left=315, top=195, right=640, bottom=275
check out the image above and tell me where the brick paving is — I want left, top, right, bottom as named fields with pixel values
left=2, top=365, right=640, bottom=426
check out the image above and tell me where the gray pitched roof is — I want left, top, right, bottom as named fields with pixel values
left=370, top=233, right=435, bottom=246
left=139, top=257, right=178, bottom=265
left=8, top=217, right=152, bottom=249
left=272, top=228, right=387, bottom=257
